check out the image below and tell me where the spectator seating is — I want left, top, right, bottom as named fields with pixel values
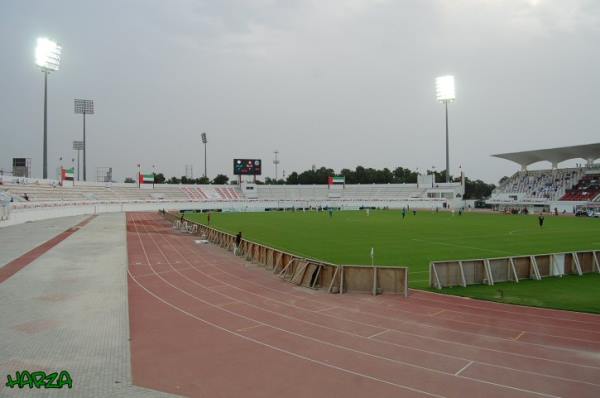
left=493, top=168, right=584, bottom=201
left=560, top=174, right=600, bottom=201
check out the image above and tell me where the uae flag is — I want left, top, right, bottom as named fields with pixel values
left=61, top=167, right=74, bottom=181
left=139, top=173, right=155, bottom=184
left=328, top=176, right=345, bottom=186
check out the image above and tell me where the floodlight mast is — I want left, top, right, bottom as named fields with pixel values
left=201, top=133, right=207, bottom=178
left=35, top=38, right=62, bottom=179
left=74, top=99, right=94, bottom=181
left=273, top=150, right=280, bottom=181
left=435, top=75, right=455, bottom=183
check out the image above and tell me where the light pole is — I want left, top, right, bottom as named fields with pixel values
left=201, top=132, right=207, bottom=178
left=435, top=75, right=456, bottom=183
left=73, top=140, right=83, bottom=180
left=273, top=150, right=280, bottom=182
left=74, top=99, right=94, bottom=181
left=35, top=38, right=62, bottom=179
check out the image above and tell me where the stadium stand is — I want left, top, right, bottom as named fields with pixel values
left=492, top=168, right=583, bottom=201
left=0, top=174, right=464, bottom=227
left=560, top=173, right=600, bottom=201
left=488, top=143, right=600, bottom=212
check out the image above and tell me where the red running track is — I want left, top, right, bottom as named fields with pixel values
left=127, top=212, right=600, bottom=398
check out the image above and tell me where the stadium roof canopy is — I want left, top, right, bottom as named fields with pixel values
left=492, top=143, right=600, bottom=169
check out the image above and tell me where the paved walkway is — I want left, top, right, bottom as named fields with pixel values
left=0, top=213, right=179, bottom=397
left=0, top=215, right=87, bottom=267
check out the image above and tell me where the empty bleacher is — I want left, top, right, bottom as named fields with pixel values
left=0, top=182, right=245, bottom=204
left=255, top=184, right=428, bottom=201
left=0, top=179, right=456, bottom=206
left=560, top=174, right=600, bottom=201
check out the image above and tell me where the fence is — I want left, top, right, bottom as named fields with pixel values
left=165, top=212, right=408, bottom=296
left=430, top=250, right=600, bottom=289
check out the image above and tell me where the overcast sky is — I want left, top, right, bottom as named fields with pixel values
left=1, top=0, right=599, bottom=184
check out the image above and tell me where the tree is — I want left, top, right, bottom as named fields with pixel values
left=167, top=176, right=180, bottom=184
left=212, top=174, right=229, bottom=185
left=286, top=172, right=299, bottom=184
left=463, top=178, right=496, bottom=200
left=124, top=177, right=135, bottom=183
left=154, top=173, right=166, bottom=184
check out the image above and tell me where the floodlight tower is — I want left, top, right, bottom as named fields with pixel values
left=73, top=140, right=84, bottom=180
left=435, top=75, right=456, bottom=183
left=273, top=150, right=280, bottom=181
left=74, top=99, right=94, bottom=181
left=35, top=38, right=62, bottom=179
left=201, top=132, right=207, bottom=178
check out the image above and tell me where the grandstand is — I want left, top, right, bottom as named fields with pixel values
left=0, top=174, right=464, bottom=226
left=488, top=143, right=600, bottom=212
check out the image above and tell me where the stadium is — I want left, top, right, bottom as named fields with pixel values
left=2, top=3, right=600, bottom=398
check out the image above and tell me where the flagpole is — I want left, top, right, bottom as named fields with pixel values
left=137, top=164, right=140, bottom=188
left=152, top=164, right=155, bottom=188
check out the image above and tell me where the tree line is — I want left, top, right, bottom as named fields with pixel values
left=125, top=165, right=496, bottom=199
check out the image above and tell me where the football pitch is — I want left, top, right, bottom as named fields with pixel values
left=185, top=210, right=600, bottom=312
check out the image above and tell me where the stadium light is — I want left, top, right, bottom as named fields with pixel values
left=36, top=37, right=62, bottom=179
left=74, top=99, right=94, bottom=181
left=273, top=150, right=280, bottom=181
left=435, top=75, right=455, bottom=183
left=72, top=140, right=84, bottom=180
left=201, top=132, right=207, bottom=178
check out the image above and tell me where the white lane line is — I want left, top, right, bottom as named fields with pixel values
left=368, top=330, right=390, bottom=339
left=236, top=324, right=264, bottom=333
left=315, top=306, right=339, bottom=313
left=455, top=361, right=474, bottom=376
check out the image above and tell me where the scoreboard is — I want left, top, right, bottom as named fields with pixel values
left=233, top=159, right=262, bottom=175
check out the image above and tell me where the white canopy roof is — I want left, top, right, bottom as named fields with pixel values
left=492, top=143, right=600, bottom=168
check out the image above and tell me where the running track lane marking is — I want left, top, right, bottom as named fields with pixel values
left=368, top=329, right=390, bottom=339
left=455, top=361, right=474, bottom=376
left=0, top=215, right=96, bottom=283
left=128, top=270, right=444, bottom=398
left=129, top=214, right=560, bottom=397
left=514, top=331, right=526, bottom=341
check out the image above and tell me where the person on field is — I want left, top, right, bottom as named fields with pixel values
left=207, top=212, right=211, bottom=225
left=402, top=208, right=406, bottom=219
left=234, top=232, right=242, bottom=255
left=538, top=214, right=544, bottom=228
left=328, top=208, right=333, bottom=218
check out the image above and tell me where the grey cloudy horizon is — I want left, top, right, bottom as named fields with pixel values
left=1, top=0, right=599, bottom=184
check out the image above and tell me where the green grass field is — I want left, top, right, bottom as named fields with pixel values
left=185, top=210, right=600, bottom=312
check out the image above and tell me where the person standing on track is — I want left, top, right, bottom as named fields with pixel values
left=234, top=232, right=242, bottom=256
